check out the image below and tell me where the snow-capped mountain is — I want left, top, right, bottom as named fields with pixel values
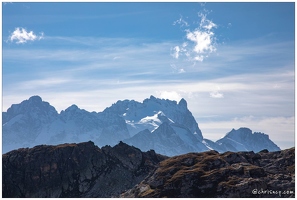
left=102, top=95, right=203, bottom=141
left=2, top=95, right=281, bottom=155
left=215, top=127, right=280, bottom=152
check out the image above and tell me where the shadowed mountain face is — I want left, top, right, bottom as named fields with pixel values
left=2, top=141, right=167, bottom=198
left=2, top=141, right=294, bottom=198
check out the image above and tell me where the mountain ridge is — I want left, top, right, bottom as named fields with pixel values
left=2, top=95, right=281, bottom=155
left=2, top=141, right=167, bottom=198
left=2, top=141, right=294, bottom=198
left=121, top=145, right=295, bottom=198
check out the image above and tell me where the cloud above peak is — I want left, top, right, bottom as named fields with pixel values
left=158, top=91, right=182, bottom=102
left=172, top=10, right=217, bottom=62
left=8, top=27, right=44, bottom=44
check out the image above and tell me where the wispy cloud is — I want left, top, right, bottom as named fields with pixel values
left=8, top=27, right=44, bottom=44
left=209, top=87, right=224, bottom=98
left=3, top=37, right=173, bottom=63
left=5, top=66, right=292, bottom=112
left=17, top=78, right=72, bottom=90
left=3, top=36, right=294, bottom=109
left=173, top=15, right=189, bottom=27
left=172, top=10, right=217, bottom=62
left=172, top=46, right=180, bottom=59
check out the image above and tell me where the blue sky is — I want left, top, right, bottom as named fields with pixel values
left=2, top=2, right=295, bottom=149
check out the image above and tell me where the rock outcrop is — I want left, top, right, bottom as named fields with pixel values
left=121, top=147, right=295, bottom=198
left=2, top=141, right=167, bottom=198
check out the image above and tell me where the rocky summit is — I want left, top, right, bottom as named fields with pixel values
left=121, top=147, right=295, bottom=198
left=2, top=141, right=294, bottom=198
left=2, top=141, right=167, bottom=198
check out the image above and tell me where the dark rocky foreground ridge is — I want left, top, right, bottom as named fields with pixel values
left=2, top=141, right=167, bottom=198
left=3, top=142, right=295, bottom=198
left=122, top=148, right=295, bottom=198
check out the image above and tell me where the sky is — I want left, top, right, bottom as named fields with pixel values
left=2, top=2, right=295, bottom=149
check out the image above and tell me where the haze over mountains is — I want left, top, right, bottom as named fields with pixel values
left=2, top=95, right=280, bottom=155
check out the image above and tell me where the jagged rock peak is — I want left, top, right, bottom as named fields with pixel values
left=5, top=95, right=58, bottom=117
left=143, top=95, right=177, bottom=105
left=65, top=104, right=79, bottom=111
left=149, top=95, right=157, bottom=100
left=103, top=99, right=139, bottom=115
left=226, top=128, right=270, bottom=139
left=178, top=98, right=187, bottom=108
left=227, top=127, right=252, bottom=136
left=217, top=127, right=281, bottom=152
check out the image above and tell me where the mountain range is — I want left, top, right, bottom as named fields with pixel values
left=2, top=95, right=281, bottom=155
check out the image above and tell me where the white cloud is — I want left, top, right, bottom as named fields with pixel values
left=186, top=29, right=216, bottom=54
left=173, top=15, right=189, bottom=27
left=199, top=13, right=217, bottom=31
left=158, top=91, right=182, bottom=102
left=170, top=63, right=185, bottom=74
left=178, top=68, right=185, bottom=73
left=209, top=86, right=224, bottom=98
left=8, top=27, right=44, bottom=44
left=210, top=91, right=224, bottom=98
left=172, top=9, right=217, bottom=62
left=113, top=56, right=121, bottom=60
left=172, top=46, right=180, bottom=59
left=18, top=78, right=72, bottom=90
